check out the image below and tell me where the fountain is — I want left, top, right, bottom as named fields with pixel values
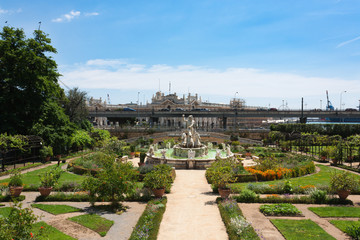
left=146, top=115, right=233, bottom=169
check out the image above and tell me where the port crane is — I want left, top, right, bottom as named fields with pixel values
left=326, top=90, right=334, bottom=111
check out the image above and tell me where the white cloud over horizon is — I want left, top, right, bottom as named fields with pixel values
left=337, top=35, right=360, bottom=48
left=52, top=10, right=99, bottom=23
left=60, top=59, right=360, bottom=108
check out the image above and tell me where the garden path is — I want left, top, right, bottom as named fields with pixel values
left=0, top=162, right=58, bottom=181
left=157, top=170, right=228, bottom=240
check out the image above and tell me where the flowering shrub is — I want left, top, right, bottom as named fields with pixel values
left=0, top=202, right=42, bottom=240
left=39, top=167, right=62, bottom=188
left=206, top=158, right=241, bottom=188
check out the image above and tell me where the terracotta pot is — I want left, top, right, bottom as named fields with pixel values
left=39, top=187, right=53, bottom=197
left=9, top=186, right=23, bottom=197
left=152, top=188, right=165, bottom=198
left=337, top=190, right=351, bottom=200
left=218, top=188, right=231, bottom=199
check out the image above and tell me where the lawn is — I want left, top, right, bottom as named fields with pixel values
left=68, top=214, right=114, bottom=237
left=32, top=204, right=82, bottom=215
left=0, top=207, right=11, bottom=217
left=330, top=220, right=360, bottom=238
left=32, top=221, right=76, bottom=240
left=0, top=164, right=86, bottom=188
left=308, top=206, right=360, bottom=218
left=271, top=219, right=336, bottom=240
left=231, top=164, right=360, bottom=189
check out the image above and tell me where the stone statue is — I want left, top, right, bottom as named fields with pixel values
left=194, top=132, right=201, bottom=147
left=188, top=149, right=195, bottom=159
left=181, top=132, right=187, bottom=146
left=147, top=145, right=155, bottom=156
left=187, top=131, right=194, bottom=148
left=216, top=149, right=221, bottom=158
left=226, top=145, right=232, bottom=157
left=161, top=149, right=167, bottom=159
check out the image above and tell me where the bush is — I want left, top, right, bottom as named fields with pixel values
left=330, top=171, right=359, bottom=193
left=143, top=165, right=173, bottom=190
left=236, top=189, right=259, bottom=203
left=82, top=160, right=139, bottom=206
left=346, top=224, right=360, bottom=239
left=206, top=158, right=241, bottom=187
left=260, top=203, right=301, bottom=216
left=8, top=170, right=23, bottom=187
left=39, top=167, right=63, bottom=188
left=138, top=165, right=155, bottom=174
left=309, top=189, right=327, bottom=204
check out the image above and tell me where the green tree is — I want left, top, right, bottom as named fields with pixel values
left=0, top=26, right=63, bottom=134
left=63, top=87, right=90, bottom=128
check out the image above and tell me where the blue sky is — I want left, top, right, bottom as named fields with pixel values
left=1, top=0, right=360, bottom=109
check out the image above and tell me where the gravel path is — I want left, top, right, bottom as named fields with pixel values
left=157, top=170, right=228, bottom=240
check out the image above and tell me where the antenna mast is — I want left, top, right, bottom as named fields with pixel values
left=38, top=21, right=41, bottom=31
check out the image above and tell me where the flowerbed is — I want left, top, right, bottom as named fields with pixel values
left=259, top=203, right=302, bottom=216
left=129, top=197, right=167, bottom=240
left=217, top=198, right=260, bottom=239
left=245, top=161, right=315, bottom=181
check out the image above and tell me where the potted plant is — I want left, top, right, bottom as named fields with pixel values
left=143, top=165, right=172, bottom=198
left=209, top=165, right=236, bottom=199
left=319, top=148, right=329, bottom=161
left=8, top=170, right=23, bottom=197
left=39, top=146, right=53, bottom=162
left=38, top=167, right=62, bottom=197
left=129, top=145, right=136, bottom=159
left=138, top=152, right=146, bottom=167
left=330, top=171, right=359, bottom=200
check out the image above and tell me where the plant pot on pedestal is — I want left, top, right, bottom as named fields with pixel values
left=9, top=186, right=23, bottom=197
left=39, top=187, right=53, bottom=197
left=337, top=190, right=351, bottom=200
left=218, top=187, right=231, bottom=199
left=152, top=188, right=165, bottom=198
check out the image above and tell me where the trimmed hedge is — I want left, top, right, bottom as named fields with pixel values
left=0, top=195, right=25, bottom=202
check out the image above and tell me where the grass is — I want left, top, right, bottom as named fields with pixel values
left=0, top=207, right=11, bottom=217
left=32, top=221, right=76, bottom=240
left=231, top=164, right=360, bottom=190
left=330, top=220, right=360, bottom=238
left=308, top=206, right=360, bottom=217
left=0, top=164, right=86, bottom=189
left=31, top=204, right=82, bottom=215
left=271, top=219, right=336, bottom=240
left=129, top=197, right=167, bottom=240
left=68, top=214, right=114, bottom=237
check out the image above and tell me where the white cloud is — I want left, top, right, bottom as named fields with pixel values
left=60, top=60, right=360, bottom=108
left=85, top=12, right=99, bottom=17
left=52, top=10, right=81, bottom=23
left=337, top=35, right=360, bottom=48
left=0, top=8, right=8, bottom=14
left=0, top=8, right=21, bottom=15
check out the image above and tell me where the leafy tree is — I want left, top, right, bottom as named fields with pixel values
left=63, top=87, right=89, bottom=128
left=0, top=26, right=63, bottom=134
left=70, top=129, right=93, bottom=151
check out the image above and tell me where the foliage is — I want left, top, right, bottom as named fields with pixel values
left=309, top=189, right=327, bottom=204
left=38, top=167, right=63, bottom=188
left=236, top=189, right=259, bottom=203
left=206, top=158, right=240, bottom=188
left=70, top=130, right=93, bottom=151
left=39, top=146, right=53, bottom=160
left=217, top=198, right=260, bottom=240
left=71, top=152, right=115, bottom=171
left=31, top=100, right=75, bottom=155
left=330, top=221, right=360, bottom=239
left=0, top=133, right=28, bottom=154
left=259, top=203, right=301, bottom=216
left=82, top=159, right=138, bottom=206
left=31, top=204, right=82, bottom=215
left=283, top=180, right=293, bottom=194
left=140, top=152, right=147, bottom=163
left=143, top=164, right=173, bottom=189
left=102, top=137, right=126, bottom=155
left=63, top=87, right=89, bottom=127
left=330, top=171, right=359, bottom=192
left=8, top=170, right=23, bottom=187
left=90, top=129, right=111, bottom=148
left=129, top=198, right=167, bottom=240
left=0, top=202, right=40, bottom=240
left=68, top=214, right=114, bottom=237
left=138, top=164, right=155, bottom=174
left=0, top=26, right=62, bottom=134
left=271, top=219, right=336, bottom=240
